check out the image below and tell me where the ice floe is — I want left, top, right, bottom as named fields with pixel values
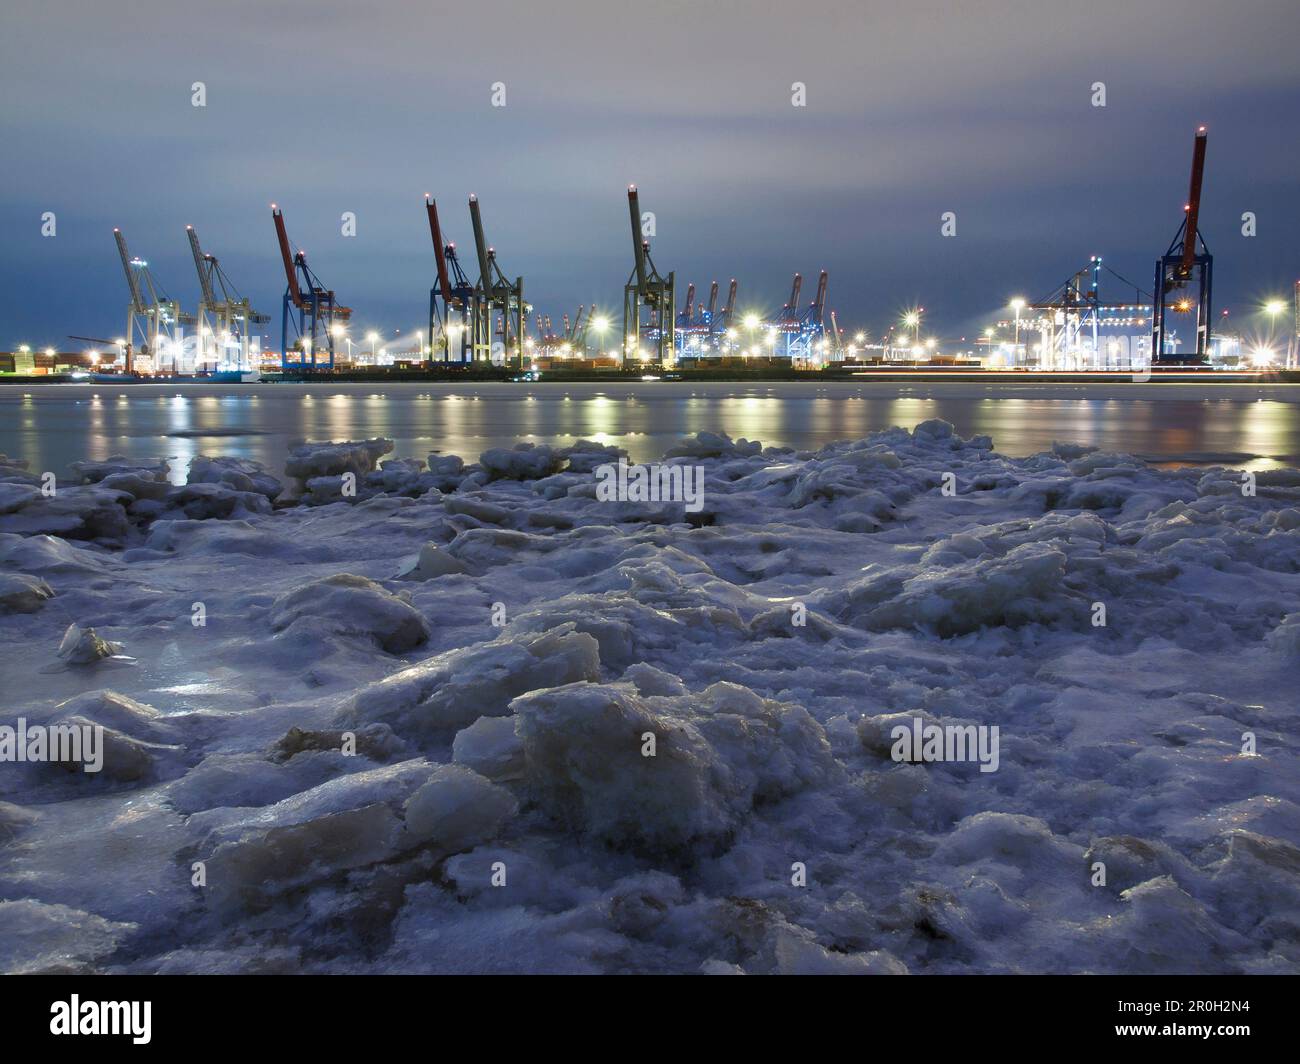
left=0, top=420, right=1296, bottom=973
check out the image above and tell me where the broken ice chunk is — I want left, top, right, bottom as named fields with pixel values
left=396, top=542, right=468, bottom=581
left=56, top=623, right=122, bottom=665
left=452, top=716, right=525, bottom=781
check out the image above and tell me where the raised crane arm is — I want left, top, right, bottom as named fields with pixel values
left=186, top=226, right=217, bottom=307
left=468, top=195, right=493, bottom=288
left=627, top=186, right=648, bottom=293
left=425, top=196, right=454, bottom=304
left=812, top=270, right=828, bottom=316
left=271, top=206, right=303, bottom=308
left=1181, top=127, right=1208, bottom=275
left=114, top=228, right=145, bottom=312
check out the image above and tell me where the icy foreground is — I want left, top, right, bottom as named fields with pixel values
left=0, top=422, right=1297, bottom=975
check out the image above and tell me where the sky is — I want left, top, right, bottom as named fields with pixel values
left=2, top=0, right=1298, bottom=350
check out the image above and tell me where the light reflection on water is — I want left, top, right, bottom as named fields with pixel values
left=3, top=382, right=1298, bottom=483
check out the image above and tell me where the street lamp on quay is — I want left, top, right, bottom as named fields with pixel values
left=1009, top=298, right=1026, bottom=364
left=329, top=323, right=347, bottom=363
left=1265, top=298, right=1291, bottom=366
left=902, top=310, right=923, bottom=359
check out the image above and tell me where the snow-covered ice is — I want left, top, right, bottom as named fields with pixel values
left=0, top=421, right=1296, bottom=974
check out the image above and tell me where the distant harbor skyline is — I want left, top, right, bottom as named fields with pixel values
left=2, top=2, right=1298, bottom=349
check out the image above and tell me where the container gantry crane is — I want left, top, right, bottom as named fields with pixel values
left=695, top=280, right=721, bottom=354
left=467, top=195, right=524, bottom=368
left=622, top=185, right=675, bottom=367
left=272, top=205, right=351, bottom=372
left=677, top=282, right=696, bottom=330
left=776, top=273, right=803, bottom=330
left=675, top=279, right=728, bottom=356
left=792, top=270, right=829, bottom=361
left=186, top=225, right=268, bottom=372
left=711, top=278, right=738, bottom=348
left=426, top=196, right=476, bottom=363
left=770, top=270, right=828, bottom=360
left=1026, top=256, right=1150, bottom=370
left=570, top=306, right=592, bottom=355
left=114, top=227, right=195, bottom=375
left=1152, top=127, right=1212, bottom=364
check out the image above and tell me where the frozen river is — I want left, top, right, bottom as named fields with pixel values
left=2, top=398, right=1297, bottom=974
left=3, top=380, right=1299, bottom=480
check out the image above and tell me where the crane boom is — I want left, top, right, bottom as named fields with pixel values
left=186, top=226, right=217, bottom=307
left=724, top=279, right=738, bottom=325
left=113, top=229, right=145, bottom=312
left=468, top=195, right=493, bottom=288
left=682, top=283, right=695, bottom=319
left=271, top=207, right=303, bottom=308
left=707, top=281, right=719, bottom=317
left=788, top=273, right=802, bottom=311
left=812, top=270, right=828, bottom=315
left=1181, top=127, right=1208, bottom=274
left=425, top=197, right=454, bottom=304
left=627, top=186, right=648, bottom=293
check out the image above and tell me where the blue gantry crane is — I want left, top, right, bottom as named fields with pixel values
left=712, top=278, right=738, bottom=348
left=770, top=270, right=828, bottom=360
left=272, top=205, right=351, bottom=372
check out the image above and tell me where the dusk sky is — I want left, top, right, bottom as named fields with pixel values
left=2, top=0, right=1298, bottom=348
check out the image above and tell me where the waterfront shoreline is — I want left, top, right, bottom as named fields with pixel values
left=4, top=368, right=1300, bottom=387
